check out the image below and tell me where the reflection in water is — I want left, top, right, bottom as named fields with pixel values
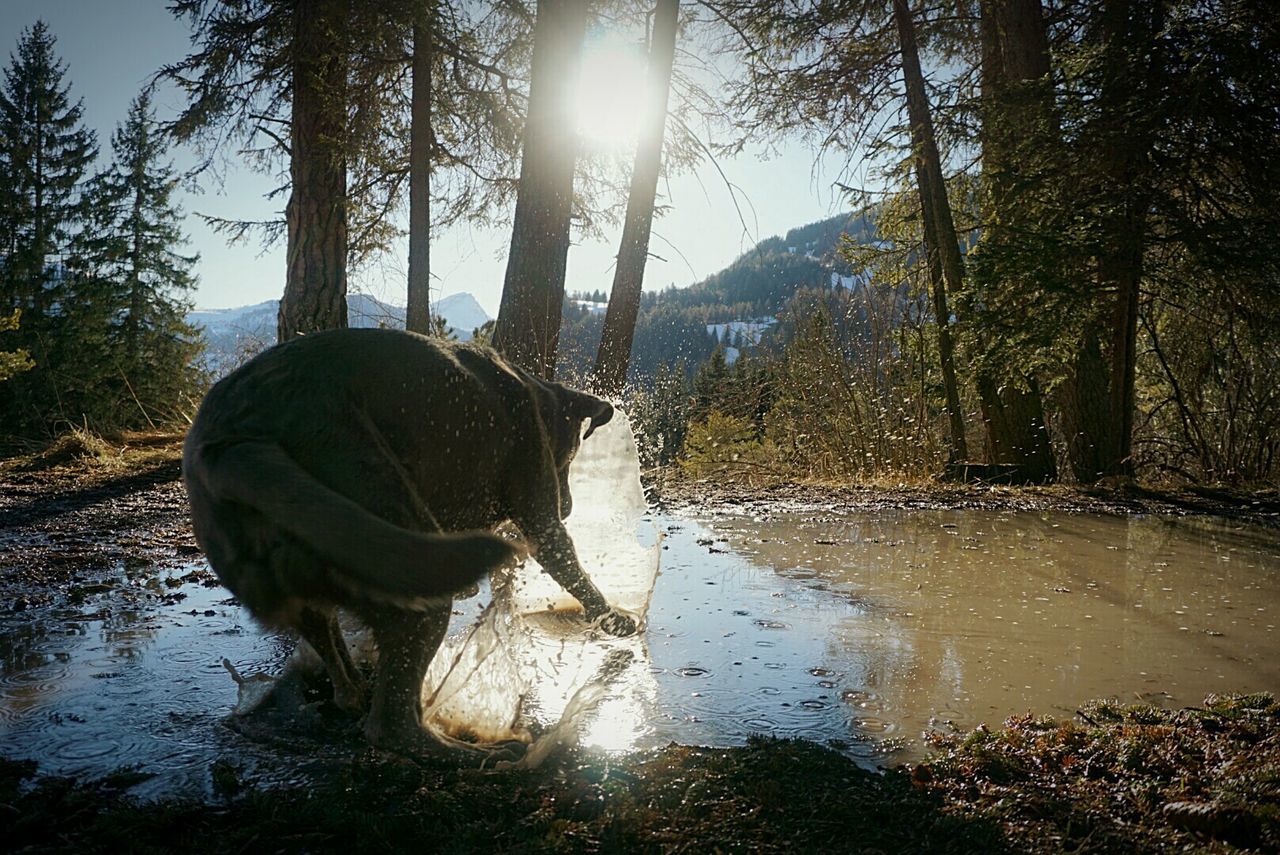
left=0, top=564, right=293, bottom=796
left=650, top=509, right=1280, bottom=763
left=1, top=508, right=1277, bottom=791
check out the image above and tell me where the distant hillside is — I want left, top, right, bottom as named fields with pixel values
left=190, top=212, right=874, bottom=384
left=190, top=292, right=491, bottom=376
left=557, top=210, right=877, bottom=384
left=648, top=211, right=874, bottom=317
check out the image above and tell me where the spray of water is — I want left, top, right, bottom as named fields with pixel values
left=422, top=410, right=662, bottom=764
left=229, top=409, right=661, bottom=765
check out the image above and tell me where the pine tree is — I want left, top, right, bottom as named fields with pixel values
left=0, top=21, right=98, bottom=434
left=86, top=90, right=201, bottom=427
left=164, top=0, right=529, bottom=320
left=691, top=344, right=730, bottom=421
left=0, top=309, right=34, bottom=382
left=593, top=0, right=681, bottom=397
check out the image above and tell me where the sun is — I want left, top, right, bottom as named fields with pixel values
left=571, top=32, right=651, bottom=152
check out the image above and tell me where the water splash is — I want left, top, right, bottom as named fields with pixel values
left=422, top=409, right=662, bottom=761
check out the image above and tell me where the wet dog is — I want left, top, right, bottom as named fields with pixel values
left=183, top=328, right=636, bottom=761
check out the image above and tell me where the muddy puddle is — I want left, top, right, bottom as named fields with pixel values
left=649, top=508, right=1280, bottom=761
left=2, top=508, right=1278, bottom=794
left=0, top=561, right=296, bottom=796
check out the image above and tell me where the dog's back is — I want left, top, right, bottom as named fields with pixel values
left=183, top=330, right=522, bottom=624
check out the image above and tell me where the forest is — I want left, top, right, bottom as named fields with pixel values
left=1, top=1, right=1278, bottom=851
left=3, top=0, right=1276, bottom=490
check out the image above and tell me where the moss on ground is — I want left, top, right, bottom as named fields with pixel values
left=917, top=693, right=1280, bottom=852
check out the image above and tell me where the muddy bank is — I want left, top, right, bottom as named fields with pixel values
left=0, top=739, right=1004, bottom=853
left=0, top=437, right=197, bottom=612
left=652, top=472, right=1280, bottom=529
left=919, top=692, right=1280, bottom=852
left=3, top=693, right=1277, bottom=853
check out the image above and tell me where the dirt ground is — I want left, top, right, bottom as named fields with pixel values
left=651, top=470, right=1280, bottom=528
left=1, top=436, right=1277, bottom=852
left=0, top=433, right=197, bottom=612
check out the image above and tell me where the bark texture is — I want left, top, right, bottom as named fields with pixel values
left=891, top=0, right=968, bottom=463
left=974, top=0, right=1057, bottom=483
left=1096, top=0, right=1165, bottom=476
left=279, top=0, right=349, bottom=342
left=406, top=14, right=432, bottom=335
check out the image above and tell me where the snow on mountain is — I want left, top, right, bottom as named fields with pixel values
left=706, top=318, right=777, bottom=365
left=189, top=291, right=492, bottom=376
left=572, top=299, right=608, bottom=315
left=830, top=270, right=871, bottom=290
left=187, top=299, right=279, bottom=332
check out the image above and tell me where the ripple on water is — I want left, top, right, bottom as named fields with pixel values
left=0, top=659, right=74, bottom=724
left=840, top=689, right=883, bottom=712
left=0, top=573, right=282, bottom=790
left=155, top=646, right=216, bottom=667
left=51, top=731, right=152, bottom=764
left=849, top=715, right=895, bottom=735
left=95, top=676, right=151, bottom=702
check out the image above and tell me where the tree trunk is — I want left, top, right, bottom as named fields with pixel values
left=1055, top=326, right=1111, bottom=481
left=32, top=110, right=45, bottom=317
left=492, top=0, right=588, bottom=378
left=406, top=12, right=432, bottom=335
left=1104, top=238, right=1142, bottom=475
left=592, top=0, right=679, bottom=397
left=891, top=0, right=968, bottom=463
left=1096, top=0, right=1164, bottom=477
left=127, top=179, right=144, bottom=368
left=973, top=0, right=1057, bottom=483
left=279, top=0, right=348, bottom=342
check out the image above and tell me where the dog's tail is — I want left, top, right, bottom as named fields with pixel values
left=189, top=440, right=520, bottom=603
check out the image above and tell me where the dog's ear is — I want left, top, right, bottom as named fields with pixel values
left=564, top=389, right=613, bottom=439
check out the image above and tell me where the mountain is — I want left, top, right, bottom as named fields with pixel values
left=647, top=211, right=875, bottom=318
left=434, top=292, right=490, bottom=335
left=191, top=211, right=873, bottom=383
left=555, top=210, right=879, bottom=383
left=190, top=292, right=492, bottom=375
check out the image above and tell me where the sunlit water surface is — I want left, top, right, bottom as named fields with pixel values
left=2, top=509, right=1277, bottom=795
left=646, top=509, right=1279, bottom=761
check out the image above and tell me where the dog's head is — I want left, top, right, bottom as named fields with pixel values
left=547, top=385, right=613, bottom=519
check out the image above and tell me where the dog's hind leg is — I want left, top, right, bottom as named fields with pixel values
left=296, top=607, right=366, bottom=712
left=359, top=601, right=459, bottom=758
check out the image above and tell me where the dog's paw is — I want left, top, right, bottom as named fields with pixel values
left=595, top=609, right=638, bottom=638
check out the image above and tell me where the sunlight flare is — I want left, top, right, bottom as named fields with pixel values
left=571, top=32, right=651, bottom=151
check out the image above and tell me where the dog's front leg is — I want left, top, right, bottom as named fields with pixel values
left=524, top=520, right=637, bottom=637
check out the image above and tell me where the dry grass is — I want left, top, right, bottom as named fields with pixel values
left=4, top=426, right=185, bottom=478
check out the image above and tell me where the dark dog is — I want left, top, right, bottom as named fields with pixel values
left=183, top=328, right=636, bottom=761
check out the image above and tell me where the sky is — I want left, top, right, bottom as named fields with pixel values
left=0, top=0, right=858, bottom=317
